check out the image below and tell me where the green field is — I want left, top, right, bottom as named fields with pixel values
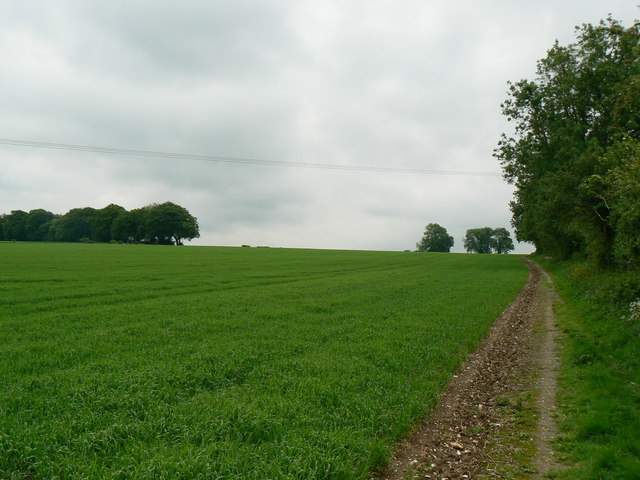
left=0, top=243, right=528, bottom=479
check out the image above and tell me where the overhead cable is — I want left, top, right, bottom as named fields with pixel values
left=0, top=137, right=502, bottom=177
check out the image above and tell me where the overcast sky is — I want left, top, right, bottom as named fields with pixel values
left=0, top=1, right=637, bottom=252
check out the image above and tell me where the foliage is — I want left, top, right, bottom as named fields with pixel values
left=463, top=227, right=514, bottom=254
left=537, top=258, right=640, bottom=479
left=54, top=207, right=98, bottom=242
left=94, top=204, right=126, bottom=243
left=1, top=209, right=28, bottom=241
left=491, top=227, right=515, bottom=254
left=464, top=227, right=494, bottom=254
left=495, top=16, right=640, bottom=267
left=600, top=139, right=640, bottom=268
left=111, top=207, right=146, bottom=243
left=416, top=223, right=454, bottom=252
left=25, top=209, right=56, bottom=241
left=1, top=209, right=58, bottom=242
left=143, top=202, right=200, bottom=245
left=0, top=243, right=528, bottom=479
left=0, top=202, right=199, bottom=245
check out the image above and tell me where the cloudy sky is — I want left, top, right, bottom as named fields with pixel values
left=0, top=1, right=637, bottom=252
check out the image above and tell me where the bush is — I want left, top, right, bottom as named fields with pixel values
left=597, top=273, right=640, bottom=303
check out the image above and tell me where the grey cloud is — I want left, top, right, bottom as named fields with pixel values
left=1, top=1, right=637, bottom=252
left=46, top=1, right=298, bottom=82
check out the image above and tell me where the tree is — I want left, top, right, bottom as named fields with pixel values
left=111, top=208, right=146, bottom=243
left=94, top=204, right=126, bottom=242
left=3, top=210, right=29, bottom=241
left=143, top=202, right=199, bottom=245
left=464, top=227, right=494, bottom=254
left=495, top=16, right=640, bottom=266
left=464, top=227, right=514, bottom=254
left=26, top=209, right=56, bottom=241
left=596, top=138, right=640, bottom=268
left=491, top=227, right=515, bottom=254
left=416, top=223, right=454, bottom=252
left=1, top=202, right=199, bottom=246
left=54, top=207, right=97, bottom=242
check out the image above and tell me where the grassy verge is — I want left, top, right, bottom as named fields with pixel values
left=0, top=243, right=528, bottom=479
left=536, top=257, right=640, bottom=479
left=479, top=391, right=537, bottom=480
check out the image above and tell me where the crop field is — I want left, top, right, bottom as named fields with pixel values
left=0, top=243, right=528, bottom=479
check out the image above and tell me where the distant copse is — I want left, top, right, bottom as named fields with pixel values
left=464, top=227, right=514, bottom=254
left=0, top=202, right=199, bottom=245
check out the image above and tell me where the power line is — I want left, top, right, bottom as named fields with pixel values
left=0, top=137, right=502, bottom=177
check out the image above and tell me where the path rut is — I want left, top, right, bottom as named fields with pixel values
left=531, top=268, right=561, bottom=478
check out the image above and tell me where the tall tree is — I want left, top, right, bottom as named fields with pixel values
left=111, top=208, right=145, bottom=243
left=463, top=227, right=494, bottom=254
left=55, top=207, right=97, bottom=242
left=26, top=209, right=56, bottom=241
left=491, top=228, right=515, bottom=254
left=598, top=139, right=640, bottom=268
left=416, top=223, right=454, bottom=252
left=495, top=16, right=640, bottom=265
left=143, top=202, right=199, bottom=245
left=3, top=210, right=28, bottom=241
left=463, top=227, right=514, bottom=254
left=94, top=204, right=126, bottom=242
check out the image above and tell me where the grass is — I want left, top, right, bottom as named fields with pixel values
left=536, top=258, right=640, bottom=480
left=0, top=243, right=528, bottom=479
left=480, top=390, right=538, bottom=480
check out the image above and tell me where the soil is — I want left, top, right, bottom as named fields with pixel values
left=374, top=259, right=561, bottom=480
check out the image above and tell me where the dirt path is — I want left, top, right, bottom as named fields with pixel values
left=375, top=259, right=561, bottom=479
left=531, top=267, right=561, bottom=478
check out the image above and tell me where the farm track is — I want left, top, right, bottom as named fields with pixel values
left=376, top=259, right=560, bottom=479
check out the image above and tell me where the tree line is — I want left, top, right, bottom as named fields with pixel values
left=416, top=223, right=514, bottom=254
left=495, top=16, right=639, bottom=269
left=0, top=202, right=199, bottom=245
